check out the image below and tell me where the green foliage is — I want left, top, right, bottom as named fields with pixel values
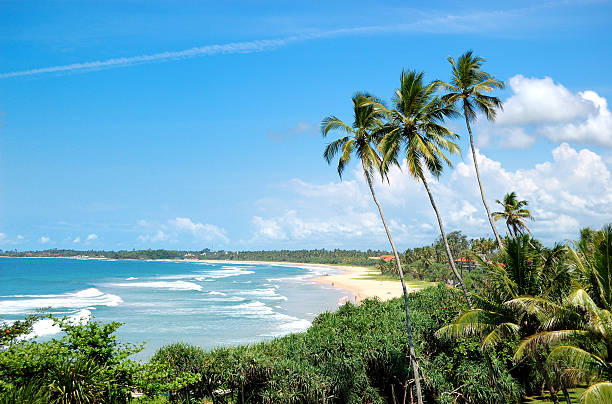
left=139, top=285, right=520, bottom=403
left=0, top=316, right=142, bottom=403
left=3, top=248, right=387, bottom=267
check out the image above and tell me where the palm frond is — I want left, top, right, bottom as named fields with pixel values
left=548, top=345, right=607, bottom=381
left=481, top=322, right=520, bottom=350
left=321, top=116, right=353, bottom=137
left=581, top=382, right=612, bottom=404
left=514, top=330, right=588, bottom=361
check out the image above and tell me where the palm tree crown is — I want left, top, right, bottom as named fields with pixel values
left=437, top=50, right=505, bottom=122
left=376, top=70, right=460, bottom=179
left=322, top=92, right=385, bottom=181
left=493, top=192, right=534, bottom=237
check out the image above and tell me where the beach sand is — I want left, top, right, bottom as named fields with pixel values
left=200, top=260, right=413, bottom=304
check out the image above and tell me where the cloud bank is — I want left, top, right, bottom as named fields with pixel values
left=482, top=75, right=612, bottom=148
left=249, top=143, right=612, bottom=249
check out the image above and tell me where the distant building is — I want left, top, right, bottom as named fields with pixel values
left=379, top=254, right=395, bottom=262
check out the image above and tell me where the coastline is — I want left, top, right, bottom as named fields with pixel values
left=1, top=256, right=411, bottom=304
left=203, top=260, right=408, bottom=304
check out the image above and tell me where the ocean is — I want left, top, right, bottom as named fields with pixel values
left=0, top=258, right=351, bottom=359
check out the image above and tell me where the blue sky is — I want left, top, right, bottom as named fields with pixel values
left=1, top=0, right=612, bottom=251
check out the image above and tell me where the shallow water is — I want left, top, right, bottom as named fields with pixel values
left=0, top=258, right=351, bottom=359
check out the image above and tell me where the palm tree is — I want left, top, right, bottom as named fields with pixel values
left=437, top=50, right=505, bottom=248
left=493, top=192, right=534, bottom=237
left=437, top=237, right=575, bottom=401
left=321, top=92, right=424, bottom=404
left=510, top=224, right=612, bottom=403
left=374, top=70, right=474, bottom=308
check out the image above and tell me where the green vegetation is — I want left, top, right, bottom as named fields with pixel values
left=0, top=248, right=389, bottom=267
left=0, top=316, right=141, bottom=403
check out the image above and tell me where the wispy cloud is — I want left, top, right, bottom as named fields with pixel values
left=0, top=4, right=560, bottom=79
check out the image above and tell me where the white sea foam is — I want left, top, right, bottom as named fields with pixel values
left=22, top=309, right=92, bottom=340
left=125, top=277, right=138, bottom=280
left=0, top=288, right=122, bottom=315
left=156, top=268, right=254, bottom=281
left=238, top=288, right=287, bottom=301
left=208, top=291, right=226, bottom=296
left=267, top=264, right=339, bottom=282
left=202, top=268, right=255, bottom=279
left=110, top=281, right=203, bottom=291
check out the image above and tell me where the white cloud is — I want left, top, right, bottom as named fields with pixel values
left=73, top=237, right=81, bottom=244
left=85, top=234, right=98, bottom=242
left=0, top=233, right=6, bottom=241
left=16, top=235, right=24, bottom=240
left=487, top=75, right=612, bottom=148
left=39, top=236, right=51, bottom=244
left=448, top=143, right=612, bottom=240
left=250, top=143, right=612, bottom=248
left=496, top=75, right=596, bottom=126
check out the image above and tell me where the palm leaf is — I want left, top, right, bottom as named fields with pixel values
left=548, top=345, right=607, bottom=381
left=514, top=330, right=588, bottom=361
left=581, top=382, right=612, bottom=404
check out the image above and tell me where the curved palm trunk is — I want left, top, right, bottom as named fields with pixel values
left=463, top=105, right=503, bottom=249
left=420, top=172, right=505, bottom=398
left=419, top=173, right=472, bottom=308
left=364, top=168, right=424, bottom=404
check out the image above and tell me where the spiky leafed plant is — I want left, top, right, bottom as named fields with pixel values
left=321, top=92, right=424, bottom=404
left=509, top=224, right=612, bottom=404
left=373, top=70, right=472, bottom=308
left=437, top=50, right=505, bottom=248
left=493, top=192, right=534, bottom=237
left=436, top=236, right=571, bottom=351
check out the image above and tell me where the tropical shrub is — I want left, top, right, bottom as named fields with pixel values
left=0, top=316, right=142, bottom=403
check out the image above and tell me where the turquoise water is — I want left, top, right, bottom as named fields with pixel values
left=0, top=258, right=351, bottom=359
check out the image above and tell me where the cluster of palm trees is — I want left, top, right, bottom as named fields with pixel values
left=322, top=50, right=506, bottom=404
left=436, top=226, right=612, bottom=403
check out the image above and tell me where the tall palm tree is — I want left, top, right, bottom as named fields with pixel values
left=375, top=70, right=509, bottom=398
left=493, top=192, right=534, bottom=237
left=437, top=50, right=505, bottom=248
left=374, top=70, right=474, bottom=308
left=321, top=92, right=424, bottom=404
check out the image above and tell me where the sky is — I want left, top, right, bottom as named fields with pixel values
left=1, top=0, right=612, bottom=252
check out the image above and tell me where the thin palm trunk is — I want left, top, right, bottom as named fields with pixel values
left=419, top=172, right=472, bottom=308
left=364, top=167, right=424, bottom=404
left=463, top=105, right=503, bottom=249
left=420, top=172, right=506, bottom=398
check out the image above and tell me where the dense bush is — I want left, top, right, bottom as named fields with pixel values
left=0, top=317, right=142, bottom=403
left=139, top=285, right=521, bottom=403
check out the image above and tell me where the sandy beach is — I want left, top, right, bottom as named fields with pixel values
left=200, top=259, right=412, bottom=304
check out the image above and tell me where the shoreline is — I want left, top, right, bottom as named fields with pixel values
left=1, top=256, right=411, bottom=304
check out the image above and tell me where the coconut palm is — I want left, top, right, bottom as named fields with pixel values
left=493, top=192, right=534, bottom=237
left=510, top=224, right=612, bottom=404
left=374, top=70, right=474, bottom=307
left=437, top=50, right=505, bottom=248
left=321, top=92, right=424, bottom=404
left=436, top=236, right=570, bottom=351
